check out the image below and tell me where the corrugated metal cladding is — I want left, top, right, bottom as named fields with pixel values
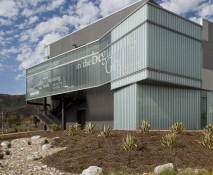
left=147, top=70, right=201, bottom=88
left=207, top=91, right=213, bottom=125
left=114, top=84, right=137, bottom=129
left=111, top=23, right=147, bottom=80
left=111, top=4, right=147, bottom=42
left=147, top=4, right=202, bottom=40
left=147, top=23, right=201, bottom=79
left=111, top=70, right=147, bottom=90
left=137, top=84, right=201, bottom=130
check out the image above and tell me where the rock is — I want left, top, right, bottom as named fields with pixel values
left=27, top=155, right=42, bottom=161
left=31, top=136, right=41, bottom=139
left=1, top=141, right=10, bottom=147
left=49, top=137, right=60, bottom=144
left=154, top=163, right=175, bottom=174
left=42, top=144, right=52, bottom=150
left=82, top=166, right=103, bottom=175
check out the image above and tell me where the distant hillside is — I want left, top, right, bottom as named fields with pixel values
left=0, top=94, right=42, bottom=117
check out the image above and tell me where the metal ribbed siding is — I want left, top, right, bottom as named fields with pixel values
left=114, top=84, right=137, bottom=129
left=111, top=4, right=147, bottom=42
left=147, top=4, right=202, bottom=40
left=111, top=23, right=147, bottom=80
left=138, top=84, right=200, bottom=130
left=147, top=23, right=201, bottom=79
left=147, top=70, right=201, bottom=88
left=207, top=91, right=213, bottom=125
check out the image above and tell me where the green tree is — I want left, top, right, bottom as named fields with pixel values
left=33, top=116, right=40, bottom=125
left=8, top=112, right=24, bottom=127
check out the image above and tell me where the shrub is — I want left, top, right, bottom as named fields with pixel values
left=198, top=132, right=213, bottom=148
left=5, top=150, right=10, bottom=155
left=98, top=125, right=112, bottom=137
left=14, top=127, right=18, bottom=132
left=85, top=122, right=96, bottom=134
left=204, top=124, right=213, bottom=134
left=0, top=154, right=3, bottom=159
left=137, top=119, right=151, bottom=133
left=64, top=124, right=79, bottom=136
left=28, top=141, right=31, bottom=145
left=161, top=133, right=180, bottom=148
left=45, top=139, right=48, bottom=144
left=159, top=169, right=177, bottom=175
left=121, top=133, right=138, bottom=151
left=7, top=143, right=11, bottom=148
left=29, top=127, right=33, bottom=131
left=169, top=121, right=186, bottom=134
left=24, top=127, right=28, bottom=132
left=49, top=123, right=60, bottom=132
left=19, top=128, right=23, bottom=132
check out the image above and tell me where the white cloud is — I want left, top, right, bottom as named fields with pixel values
left=19, top=34, right=29, bottom=42
left=0, top=0, right=19, bottom=18
left=189, top=17, right=202, bottom=24
left=5, top=30, right=14, bottom=34
left=196, top=3, right=213, bottom=18
left=28, top=16, right=39, bottom=24
left=99, top=0, right=138, bottom=17
left=0, top=31, right=5, bottom=35
left=21, top=9, right=34, bottom=17
left=15, top=74, right=24, bottom=80
left=159, top=0, right=205, bottom=15
left=0, top=46, right=20, bottom=56
left=47, top=0, right=66, bottom=11
left=0, top=18, right=12, bottom=26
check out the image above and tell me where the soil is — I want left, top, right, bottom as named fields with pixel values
left=1, top=130, right=213, bottom=174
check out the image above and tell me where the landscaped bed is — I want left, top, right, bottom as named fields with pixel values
left=1, top=129, right=213, bottom=174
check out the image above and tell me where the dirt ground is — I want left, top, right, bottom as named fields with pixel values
left=0, top=130, right=213, bottom=174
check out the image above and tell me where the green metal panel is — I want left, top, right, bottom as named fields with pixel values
left=147, top=4, right=202, bottom=40
left=138, top=84, right=201, bottom=130
left=111, top=4, right=147, bottom=42
left=207, top=91, right=213, bottom=125
left=114, top=84, right=137, bottom=129
left=147, top=23, right=201, bottom=79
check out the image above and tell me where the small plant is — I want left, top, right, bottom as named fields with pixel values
left=49, top=123, right=60, bottom=132
left=14, top=127, right=18, bottom=132
left=74, top=123, right=81, bottom=131
left=137, top=120, right=151, bottom=132
left=98, top=125, right=112, bottom=137
left=161, top=133, right=180, bottom=148
left=24, top=127, right=28, bottom=131
left=28, top=141, right=31, bottom=145
left=121, top=133, right=138, bottom=151
left=0, top=154, right=3, bottom=159
left=7, top=143, right=11, bottom=148
left=5, top=150, right=10, bottom=155
left=198, top=132, right=213, bottom=148
left=64, top=124, right=79, bottom=136
left=29, top=127, right=33, bottom=131
left=158, top=169, right=177, bottom=175
left=85, top=122, right=96, bottom=134
left=169, top=121, right=186, bottom=133
left=45, top=139, right=48, bottom=144
left=204, top=124, right=213, bottom=134
left=19, top=128, right=23, bottom=132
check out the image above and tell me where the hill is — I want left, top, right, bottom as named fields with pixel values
left=0, top=94, right=41, bottom=117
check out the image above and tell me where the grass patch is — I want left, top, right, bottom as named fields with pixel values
left=97, top=157, right=104, bottom=160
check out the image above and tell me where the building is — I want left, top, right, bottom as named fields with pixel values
left=26, top=0, right=213, bottom=130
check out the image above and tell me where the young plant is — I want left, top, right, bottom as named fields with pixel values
left=98, top=125, right=112, bottom=137
left=5, top=150, right=10, bottom=155
left=161, top=133, right=180, bottom=148
left=64, top=124, right=79, bottom=136
left=204, top=124, right=213, bottom=134
left=198, top=132, right=213, bottom=148
left=121, top=133, right=138, bottom=151
left=28, top=141, right=31, bottom=145
left=0, top=154, right=3, bottom=159
left=45, top=139, right=48, bottom=144
left=169, top=121, right=186, bottom=133
left=49, top=123, right=60, bottom=132
left=85, top=122, right=96, bottom=134
left=7, top=143, right=11, bottom=148
left=137, top=120, right=151, bottom=133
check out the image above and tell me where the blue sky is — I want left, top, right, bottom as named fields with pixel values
left=0, top=0, right=212, bottom=95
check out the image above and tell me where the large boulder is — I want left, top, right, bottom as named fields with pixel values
left=42, top=144, right=52, bottom=150
left=81, top=166, right=103, bottom=175
left=1, top=141, right=10, bottom=147
left=27, top=155, right=42, bottom=161
left=154, top=163, right=175, bottom=174
left=31, top=136, right=41, bottom=139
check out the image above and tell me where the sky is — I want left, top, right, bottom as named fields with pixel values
left=0, top=0, right=213, bottom=95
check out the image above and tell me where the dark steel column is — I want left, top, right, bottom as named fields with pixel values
left=43, top=97, right=47, bottom=111
left=62, top=98, right=66, bottom=130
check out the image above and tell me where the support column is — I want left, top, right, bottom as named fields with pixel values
left=43, top=97, right=47, bottom=111
left=62, top=98, right=66, bottom=130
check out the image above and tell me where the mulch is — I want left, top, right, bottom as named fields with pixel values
left=0, top=130, right=212, bottom=174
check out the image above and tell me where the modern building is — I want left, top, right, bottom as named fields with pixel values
left=26, top=0, right=213, bottom=130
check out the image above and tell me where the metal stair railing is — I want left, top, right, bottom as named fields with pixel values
left=55, top=102, right=72, bottom=118
left=45, top=110, right=61, bottom=126
left=49, top=101, right=61, bottom=113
